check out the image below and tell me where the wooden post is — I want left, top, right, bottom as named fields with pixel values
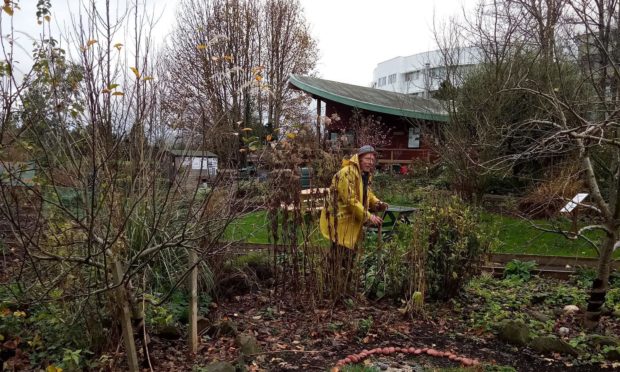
left=188, top=248, right=199, bottom=354
left=111, top=260, right=139, bottom=372
left=316, top=99, right=322, bottom=147
left=571, top=209, right=578, bottom=236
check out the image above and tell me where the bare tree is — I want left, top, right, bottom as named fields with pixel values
left=0, top=1, right=251, bottom=369
left=162, top=0, right=317, bottom=164
left=438, top=0, right=620, bottom=328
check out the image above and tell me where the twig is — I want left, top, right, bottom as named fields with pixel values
left=248, top=349, right=324, bottom=356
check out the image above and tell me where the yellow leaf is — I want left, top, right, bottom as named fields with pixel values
left=242, top=127, right=252, bottom=132
left=0, top=334, right=4, bottom=341
left=112, top=91, right=124, bottom=96
left=266, top=135, right=272, bottom=141
left=101, top=88, right=111, bottom=94
left=114, top=43, right=123, bottom=51
left=196, top=44, right=207, bottom=50
left=286, top=133, right=296, bottom=139
left=239, top=148, right=246, bottom=153
left=223, top=55, right=233, bottom=62
left=2, top=6, right=13, bottom=16
left=13, top=310, right=26, bottom=317
left=255, top=75, right=263, bottom=82
left=47, top=365, right=63, bottom=372
left=44, top=15, right=51, bottom=22
left=130, top=67, right=140, bottom=78
left=142, top=76, right=154, bottom=81
left=87, top=39, right=97, bottom=47
left=107, top=83, right=119, bottom=89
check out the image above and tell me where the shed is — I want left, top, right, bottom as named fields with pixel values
left=168, top=149, right=218, bottom=187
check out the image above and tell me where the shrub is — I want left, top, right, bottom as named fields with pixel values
left=409, top=194, right=494, bottom=302
left=361, top=225, right=413, bottom=300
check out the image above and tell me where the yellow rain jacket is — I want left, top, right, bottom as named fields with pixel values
left=320, top=154, right=380, bottom=249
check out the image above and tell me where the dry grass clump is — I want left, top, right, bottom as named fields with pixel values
left=517, top=164, right=583, bottom=218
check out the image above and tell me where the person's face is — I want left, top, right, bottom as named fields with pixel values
left=359, top=153, right=376, bottom=173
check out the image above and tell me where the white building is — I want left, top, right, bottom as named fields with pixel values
left=372, top=47, right=481, bottom=98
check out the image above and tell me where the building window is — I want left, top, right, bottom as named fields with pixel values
left=431, top=67, right=446, bottom=79
left=405, top=71, right=420, bottom=82
left=408, top=126, right=421, bottom=148
left=388, top=73, right=396, bottom=84
left=378, top=77, right=386, bottom=87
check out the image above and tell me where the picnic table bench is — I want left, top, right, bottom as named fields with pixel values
left=281, top=187, right=329, bottom=216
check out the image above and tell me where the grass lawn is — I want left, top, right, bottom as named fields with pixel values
left=480, top=211, right=616, bottom=258
left=224, top=209, right=327, bottom=245
left=224, top=210, right=271, bottom=244
left=224, top=208, right=617, bottom=259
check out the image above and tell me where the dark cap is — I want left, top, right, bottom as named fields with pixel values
left=357, top=145, right=377, bottom=156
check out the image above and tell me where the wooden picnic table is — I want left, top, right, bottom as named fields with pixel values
left=368, top=205, right=417, bottom=238
left=281, top=187, right=329, bottom=214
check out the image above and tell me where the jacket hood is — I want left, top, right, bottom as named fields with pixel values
left=342, top=154, right=373, bottom=180
left=342, top=154, right=361, bottom=170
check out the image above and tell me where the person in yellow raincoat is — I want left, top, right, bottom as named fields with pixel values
left=320, top=145, right=388, bottom=250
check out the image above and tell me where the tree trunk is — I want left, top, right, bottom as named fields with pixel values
left=585, top=233, right=616, bottom=329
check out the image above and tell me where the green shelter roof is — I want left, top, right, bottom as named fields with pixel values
left=288, top=74, right=449, bottom=122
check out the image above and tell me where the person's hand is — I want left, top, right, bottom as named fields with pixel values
left=368, top=214, right=383, bottom=226
left=378, top=201, right=389, bottom=211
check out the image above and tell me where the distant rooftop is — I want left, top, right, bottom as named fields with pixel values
left=169, top=149, right=218, bottom=157
left=288, top=74, right=448, bottom=122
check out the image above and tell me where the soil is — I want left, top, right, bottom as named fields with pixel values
left=131, top=288, right=617, bottom=372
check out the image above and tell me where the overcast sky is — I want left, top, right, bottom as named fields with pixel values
left=300, top=0, right=476, bottom=86
left=10, top=0, right=476, bottom=86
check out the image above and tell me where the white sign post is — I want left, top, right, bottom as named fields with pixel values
left=561, top=193, right=589, bottom=235
left=560, top=193, right=589, bottom=213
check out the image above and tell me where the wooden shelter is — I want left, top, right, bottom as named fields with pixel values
left=289, top=74, right=449, bottom=168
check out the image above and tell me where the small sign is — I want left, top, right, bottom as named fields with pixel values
left=561, top=193, right=589, bottom=213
